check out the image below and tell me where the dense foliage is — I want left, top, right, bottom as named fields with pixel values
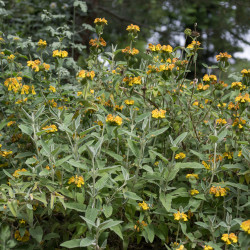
left=0, top=12, right=250, bottom=250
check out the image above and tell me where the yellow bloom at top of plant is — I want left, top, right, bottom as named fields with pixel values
left=7, top=121, right=16, bottom=127
left=209, top=186, right=227, bottom=197
left=7, top=54, right=15, bottom=61
left=176, top=245, right=184, bottom=250
left=202, top=161, right=210, bottom=170
left=106, top=114, right=122, bottom=126
left=241, top=219, right=250, bottom=234
left=0, top=150, right=13, bottom=157
left=241, top=68, right=250, bottom=77
left=235, top=93, right=250, bottom=103
left=186, top=173, right=199, bottom=179
left=232, top=117, right=246, bottom=129
left=122, top=46, right=139, bottom=55
left=148, top=43, right=173, bottom=53
left=68, top=175, right=84, bottom=187
left=223, top=152, right=233, bottom=159
left=221, top=233, right=237, bottom=245
left=42, top=124, right=58, bottom=133
left=190, top=189, right=199, bottom=196
left=123, top=76, right=141, bottom=86
left=15, top=229, right=30, bottom=242
left=203, top=74, right=217, bottom=83
left=37, top=39, right=47, bottom=47
left=114, top=105, right=124, bottom=111
left=134, top=220, right=147, bottom=232
left=53, top=50, right=68, bottom=58
left=49, top=85, right=56, bottom=93
left=13, top=168, right=27, bottom=178
left=19, top=219, right=26, bottom=224
left=94, top=18, right=108, bottom=25
left=151, top=109, right=166, bottom=119
left=197, top=83, right=210, bottom=91
left=158, top=63, right=175, bottom=72
left=231, top=82, right=246, bottom=90
left=204, top=245, right=213, bottom=250
left=126, top=24, right=140, bottom=32
left=124, top=99, right=134, bottom=105
left=43, top=63, right=50, bottom=71
left=216, top=52, right=232, bottom=61
left=173, top=211, right=188, bottom=221
left=187, top=40, right=201, bottom=49
left=215, top=118, right=227, bottom=125
left=175, top=152, right=186, bottom=159
left=77, top=70, right=95, bottom=80
left=138, top=201, right=149, bottom=210
left=27, top=59, right=41, bottom=72
left=89, top=37, right=106, bottom=47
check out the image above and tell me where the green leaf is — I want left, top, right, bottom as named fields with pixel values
left=110, top=224, right=123, bottom=240
left=29, top=226, right=43, bottom=243
left=103, top=204, right=113, bottom=218
left=124, top=191, right=142, bottom=201
left=173, top=132, right=188, bottom=145
left=135, top=112, right=151, bottom=123
left=55, top=155, right=72, bottom=167
left=18, top=124, right=33, bottom=136
left=67, top=159, right=88, bottom=170
left=149, top=150, right=168, bottom=164
left=195, top=222, right=209, bottom=229
left=100, top=220, right=123, bottom=230
left=177, top=162, right=204, bottom=169
left=209, top=135, right=218, bottom=143
left=127, top=139, right=140, bottom=157
left=146, top=127, right=168, bottom=139
left=73, top=0, right=87, bottom=12
left=103, top=149, right=123, bottom=161
left=0, top=120, right=8, bottom=130
left=60, top=239, right=81, bottom=248
left=65, top=203, right=86, bottom=212
left=160, top=193, right=172, bottom=212
left=80, top=237, right=95, bottom=247
left=79, top=126, right=98, bottom=137
left=0, top=224, right=11, bottom=242
left=95, top=174, right=109, bottom=190
left=145, top=224, right=155, bottom=243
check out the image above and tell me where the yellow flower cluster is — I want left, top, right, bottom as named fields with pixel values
left=190, top=189, right=199, bottom=196
left=0, top=150, right=13, bottom=157
left=38, top=39, right=47, bottom=47
left=232, top=117, right=246, bottom=129
left=47, top=99, right=57, bottom=107
left=68, top=175, right=84, bottom=187
left=134, top=220, right=147, bottom=232
left=7, top=121, right=16, bottom=127
left=114, top=105, right=124, bottom=111
left=175, top=152, right=186, bottom=159
left=7, top=54, right=15, bottom=61
left=123, top=76, right=141, bottom=86
left=186, top=173, right=199, bottom=179
left=241, top=220, right=250, bottom=234
left=49, top=85, right=56, bottom=93
left=126, top=24, right=140, bottom=32
left=203, top=74, right=217, bottom=83
left=173, top=211, right=188, bottom=221
left=4, top=77, right=22, bottom=93
left=235, top=93, right=250, bottom=103
left=216, top=52, right=232, bottom=61
left=148, top=43, right=173, bottom=53
left=13, top=168, right=27, bottom=178
left=106, top=114, right=123, bottom=126
left=77, top=70, right=95, bottom=80
left=94, top=18, right=108, bottom=25
left=228, top=102, right=239, bottom=111
left=89, top=37, right=106, bottom=47
left=221, top=233, right=238, bottom=245
left=197, top=83, right=210, bottom=91
left=209, top=186, right=227, bottom=197
left=151, top=109, right=166, bottom=119
left=231, top=82, right=246, bottom=90
left=42, top=124, right=58, bottom=133
left=187, top=40, right=201, bottom=49
left=122, top=46, right=139, bottom=55
left=124, top=99, right=134, bottom=105
left=202, top=161, right=210, bottom=170
left=241, top=69, right=250, bottom=77
left=158, top=63, right=175, bottom=72
left=52, top=50, right=68, bottom=58
left=27, top=59, right=41, bottom=72
left=223, top=152, right=233, bottom=159
left=216, top=118, right=227, bottom=125
left=193, top=101, right=204, bottom=108
left=14, top=230, right=30, bottom=242
left=204, top=245, right=213, bottom=250
left=147, top=64, right=159, bottom=74
left=138, top=201, right=149, bottom=210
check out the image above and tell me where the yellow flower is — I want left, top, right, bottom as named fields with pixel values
left=187, top=40, right=201, bottom=49
left=7, top=121, right=16, bottom=127
left=223, top=152, right=233, bottom=160
left=231, top=82, right=245, bottom=90
left=14, top=230, right=30, bottom=242
left=134, top=220, right=147, bottom=232
left=210, top=186, right=227, bottom=197
left=186, top=173, right=199, bottom=179
left=42, top=124, right=58, bottom=133
left=7, top=54, right=15, bottom=61
left=175, top=152, right=186, bottom=160
left=151, top=109, right=166, bottom=119
left=0, top=150, right=13, bottom=157
left=138, top=201, right=149, bottom=210
left=202, top=161, right=210, bottom=170
left=38, top=39, right=47, bottom=47
left=241, top=220, right=250, bottom=234
left=13, top=168, right=27, bottom=178
left=176, top=245, right=184, bottom=250
left=68, top=175, right=84, bottom=187
left=45, top=165, right=50, bottom=170
left=241, top=69, right=250, bottom=77
left=27, top=60, right=41, bottom=72
left=238, top=151, right=242, bottom=157
left=232, top=118, right=246, bottom=129
left=221, top=233, right=237, bottom=245
left=52, top=50, right=68, bottom=58
left=124, top=99, right=134, bottom=105
left=94, top=18, right=108, bottom=25
left=49, top=85, right=56, bottom=93
left=19, top=219, right=26, bottom=224
left=216, top=118, right=227, bottom=125
left=43, top=63, right=50, bottom=71
left=126, top=24, right=140, bottom=32
left=190, top=189, right=199, bottom=196
left=204, top=245, right=213, bottom=250
left=122, top=46, right=139, bottom=55
left=235, top=93, right=250, bottom=103
left=106, top=114, right=123, bottom=126
left=114, top=105, right=124, bottom=112
left=89, top=37, right=107, bottom=47
left=77, top=91, right=82, bottom=96
left=216, top=52, right=232, bottom=61
left=77, top=70, right=95, bottom=80
left=161, top=45, right=173, bottom=53
left=123, top=76, right=141, bottom=86
left=173, top=211, right=188, bottom=221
